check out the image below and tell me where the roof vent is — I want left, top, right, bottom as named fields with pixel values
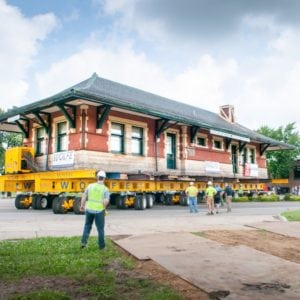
left=219, top=105, right=235, bottom=123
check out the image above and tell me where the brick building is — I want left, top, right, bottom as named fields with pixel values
left=0, top=73, right=293, bottom=183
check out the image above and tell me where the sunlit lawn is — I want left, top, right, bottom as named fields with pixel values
left=0, top=237, right=182, bottom=300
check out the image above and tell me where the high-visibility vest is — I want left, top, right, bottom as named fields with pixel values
left=185, top=186, right=198, bottom=197
left=86, top=183, right=107, bottom=211
left=205, top=186, right=217, bottom=197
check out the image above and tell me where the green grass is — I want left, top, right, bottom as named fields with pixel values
left=0, top=237, right=182, bottom=300
left=281, top=210, right=300, bottom=221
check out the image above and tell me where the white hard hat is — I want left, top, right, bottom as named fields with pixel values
left=208, top=181, right=212, bottom=185
left=189, top=181, right=194, bottom=185
left=97, top=170, right=106, bottom=178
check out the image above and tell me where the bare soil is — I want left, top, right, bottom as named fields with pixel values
left=202, top=229, right=300, bottom=264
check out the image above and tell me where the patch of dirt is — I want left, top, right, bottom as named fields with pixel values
left=135, top=260, right=209, bottom=300
left=202, top=229, right=300, bottom=263
left=112, top=239, right=209, bottom=300
left=0, top=277, right=86, bottom=299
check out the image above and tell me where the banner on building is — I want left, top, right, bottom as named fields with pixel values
left=52, top=151, right=75, bottom=168
left=205, top=161, right=220, bottom=173
left=244, top=163, right=258, bottom=177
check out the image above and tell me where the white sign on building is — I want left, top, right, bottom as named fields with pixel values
left=244, top=163, right=259, bottom=177
left=205, top=161, right=220, bottom=173
left=52, top=151, right=75, bottom=168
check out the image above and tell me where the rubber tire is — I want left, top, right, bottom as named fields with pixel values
left=32, top=195, right=48, bottom=210
left=73, top=196, right=84, bottom=214
left=159, top=194, right=165, bottom=204
left=134, top=194, right=146, bottom=210
left=15, top=194, right=30, bottom=209
left=116, top=195, right=123, bottom=209
left=52, top=196, right=68, bottom=214
left=179, top=194, right=188, bottom=206
left=146, top=194, right=154, bottom=208
left=164, top=194, right=173, bottom=205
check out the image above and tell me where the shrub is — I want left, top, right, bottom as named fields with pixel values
left=284, top=194, right=300, bottom=201
left=233, top=196, right=249, bottom=202
left=256, top=195, right=279, bottom=202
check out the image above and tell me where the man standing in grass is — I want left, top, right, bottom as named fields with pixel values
left=80, top=170, right=110, bottom=250
left=185, top=182, right=199, bottom=213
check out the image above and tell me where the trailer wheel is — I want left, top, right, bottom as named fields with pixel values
left=52, top=196, right=68, bottom=214
left=146, top=194, right=154, bottom=208
left=164, top=194, right=173, bottom=205
left=73, top=197, right=84, bottom=214
left=134, top=194, right=146, bottom=210
left=159, top=193, right=165, bottom=203
left=179, top=193, right=188, bottom=206
left=15, top=194, right=30, bottom=209
left=32, top=195, right=48, bottom=210
left=116, top=195, right=124, bottom=209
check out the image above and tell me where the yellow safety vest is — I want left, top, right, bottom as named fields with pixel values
left=86, top=183, right=107, bottom=211
left=185, top=186, right=198, bottom=197
left=206, top=186, right=217, bottom=197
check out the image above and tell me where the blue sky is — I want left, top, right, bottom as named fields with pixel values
left=1, top=0, right=300, bottom=131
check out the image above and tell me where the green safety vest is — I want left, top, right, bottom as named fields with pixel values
left=185, top=186, right=198, bottom=197
left=86, top=183, right=107, bottom=211
left=205, top=186, right=217, bottom=197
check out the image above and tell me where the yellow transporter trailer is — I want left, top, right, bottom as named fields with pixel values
left=0, top=147, right=266, bottom=214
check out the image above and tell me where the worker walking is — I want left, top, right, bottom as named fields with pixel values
left=185, top=182, right=199, bottom=213
left=224, top=183, right=234, bottom=212
left=80, top=170, right=110, bottom=250
left=205, top=181, right=217, bottom=215
left=214, top=184, right=223, bottom=214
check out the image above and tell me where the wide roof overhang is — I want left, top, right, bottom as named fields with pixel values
left=0, top=74, right=295, bottom=151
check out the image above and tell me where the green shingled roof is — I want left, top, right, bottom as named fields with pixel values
left=0, top=73, right=294, bottom=150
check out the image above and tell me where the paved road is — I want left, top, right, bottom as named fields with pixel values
left=0, top=198, right=299, bottom=240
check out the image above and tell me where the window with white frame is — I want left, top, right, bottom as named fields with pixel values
left=196, top=136, right=207, bottom=147
left=56, top=122, right=68, bottom=152
left=213, top=138, right=223, bottom=150
left=35, top=127, right=45, bottom=155
left=242, top=147, right=248, bottom=165
left=249, top=148, right=255, bottom=163
left=111, top=123, right=125, bottom=153
left=131, top=126, right=143, bottom=155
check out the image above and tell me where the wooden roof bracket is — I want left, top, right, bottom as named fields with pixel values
left=96, top=105, right=111, bottom=129
left=15, top=119, right=29, bottom=138
left=155, top=119, right=178, bottom=138
left=57, top=104, right=76, bottom=128
left=225, top=138, right=232, bottom=150
left=239, top=141, right=247, bottom=152
left=33, top=111, right=50, bottom=133
left=190, top=126, right=199, bottom=143
left=260, top=143, right=270, bottom=156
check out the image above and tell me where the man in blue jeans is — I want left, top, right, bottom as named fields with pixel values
left=80, top=170, right=110, bottom=250
left=185, top=182, right=199, bottom=213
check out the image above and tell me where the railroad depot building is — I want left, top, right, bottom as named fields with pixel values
left=0, top=73, right=292, bottom=183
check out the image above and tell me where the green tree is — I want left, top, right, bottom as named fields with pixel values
left=0, top=108, right=23, bottom=172
left=257, top=123, right=300, bottom=178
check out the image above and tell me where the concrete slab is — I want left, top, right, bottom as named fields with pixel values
left=115, top=232, right=300, bottom=299
left=247, top=221, right=300, bottom=238
left=114, top=232, right=219, bottom=260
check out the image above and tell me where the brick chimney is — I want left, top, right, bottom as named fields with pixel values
left=219, top=105, right=235, bottom=123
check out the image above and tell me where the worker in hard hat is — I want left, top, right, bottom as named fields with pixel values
left=205, top=181, right=217, bottom=215
left=185, top=181, right=199, bottom=213
left=80, top=170, right=110, bottom=250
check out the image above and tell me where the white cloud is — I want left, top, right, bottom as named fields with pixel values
left=35, top=33, right=300, bottom=132
left=0, top=0, right=57, bottom=110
